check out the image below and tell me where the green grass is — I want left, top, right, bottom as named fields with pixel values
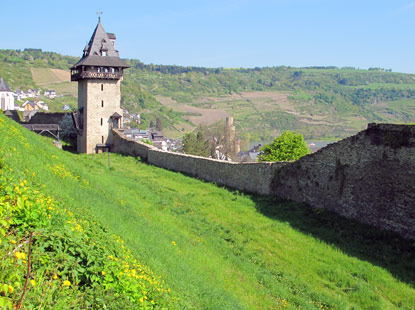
left=348, top=83, right=415, bottom=90
left=1, top=114, right=414, bottom=309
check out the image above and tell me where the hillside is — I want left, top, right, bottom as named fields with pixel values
left=1, top=49, right=415, bottom=141
left=1, top=115, right=414, bottom=309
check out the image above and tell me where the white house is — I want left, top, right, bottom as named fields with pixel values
left=44, top=90, right=56, bottom=99
left=27, top=89, right=40, bottom=97
left=0, top=77, right=15, bottom=111
left=37, top=101, right=49, bottom=111
left=13, top=90, right=26, bottom=101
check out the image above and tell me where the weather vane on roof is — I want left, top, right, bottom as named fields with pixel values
left=97, top=9, right=103, bottom=22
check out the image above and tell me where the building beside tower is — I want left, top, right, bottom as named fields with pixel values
left=71, top=19, right=129, bottom=153
left=0, top=77, right=15, bottom=111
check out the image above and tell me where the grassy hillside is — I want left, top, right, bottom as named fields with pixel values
left=1, top=49, right=415, bottom=141
left=1, top=115, right=414, bottom=309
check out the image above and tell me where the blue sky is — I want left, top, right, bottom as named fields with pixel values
left=3, top=1, right=415, bottom=73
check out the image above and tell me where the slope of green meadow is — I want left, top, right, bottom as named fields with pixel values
left=0, top=114, right=414, bottom=309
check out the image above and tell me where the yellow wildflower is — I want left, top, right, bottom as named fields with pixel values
left=63, top=280, right=71, bottom=287
left=101, top=271, right=106, bottom=276
left=30, top=280, right=36, bottom=287
left=15, top=252, right=26, bottom=260
left=8, top=285, right=14, bottom=294
left=10, top=240, right=16, bottom=244
left=171, top=241, right=176, bottom=246
left=53, top=274, right=58, bottom=280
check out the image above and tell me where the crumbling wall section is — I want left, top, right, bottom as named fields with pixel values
left=148, top=149, right=286, bottom=195
left=110, top=129, right=154, bottom=160
left=111, top=124, right=415, bottom=239
left=273, top=124, right=415, bottom=239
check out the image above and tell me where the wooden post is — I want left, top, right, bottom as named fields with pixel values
left=108, top=150, right=111, bottom=169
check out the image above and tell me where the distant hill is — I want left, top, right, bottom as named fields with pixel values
left=1, top=48, right=415, bottom=141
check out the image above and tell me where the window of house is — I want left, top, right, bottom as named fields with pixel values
left=101, top=100, right=104, bottom=107
left=101, top=118, right=103, bottom=126
left=101, top=84, right=103, bottom=91
left=102, top=136, right=104, bottom=143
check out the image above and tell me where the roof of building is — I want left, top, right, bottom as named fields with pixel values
left=72, top=21, right=129, bottom=69
left=111, top=112, right=122, bottom=118
left=0, top=77, right=11, bottom=92
left=23, top=100, right=38, bottom=108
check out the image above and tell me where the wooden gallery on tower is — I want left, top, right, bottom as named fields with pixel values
left=71, top=18, right=129, bottom=153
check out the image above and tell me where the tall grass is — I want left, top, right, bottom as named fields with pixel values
left=1, top=114, right=414, bottom=309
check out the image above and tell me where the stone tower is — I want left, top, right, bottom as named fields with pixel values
left=71, top=19, right=129, bottom=153
left=225, top=116, right=236, bottom=153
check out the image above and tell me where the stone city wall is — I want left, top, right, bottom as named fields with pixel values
left=111, top=129, right=154, bottom=160
left=273, top=123, right=415, bottom=239
left=111, top=129, right=286, bottom=195
left=148, top=149, right=286, bottom=195
left=111, top=124, right=415, bottom=239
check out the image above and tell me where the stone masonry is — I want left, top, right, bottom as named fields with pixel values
left=273, top=123, right=415, bottom=239
left=77, top=79, right=122, bottom=153
left=111, top=124, right=415, bottom=240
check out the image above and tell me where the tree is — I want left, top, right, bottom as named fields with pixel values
left=156, top=117, right=163, bottom=131
left=258, top=131, right=309, bottom=162
left=182, top=132, right=210, bottom=157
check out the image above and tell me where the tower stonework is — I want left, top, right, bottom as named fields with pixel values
left=71, top=20, right=129, bottom=153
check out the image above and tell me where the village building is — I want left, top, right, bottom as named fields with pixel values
left=27, top=89, right=41, bottom=97
left=0, top=77, right=15, bottom=111
left=13, top=90, right=27, bottom=101
left=44, top=90, right=56, bottom=98
left=22, top=100, right=48, bottom=111
left=22, top=100, right=40, bottom=111
left=71, top=18, right=129, bottom=153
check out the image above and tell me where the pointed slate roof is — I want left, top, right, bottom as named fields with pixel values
left=71, top=21, right=129, bottom=69
left=0, top=77, right=11, bottom=92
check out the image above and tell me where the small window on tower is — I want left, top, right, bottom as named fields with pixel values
left=102, top=51, right=107, bottom=56
left=101, top=100, right=104, bottom=107
left=101, top=118, right=103, bottom=126
left=102, top=136, right=104, bottom=144
left=101, top=84, right=104, bottom=91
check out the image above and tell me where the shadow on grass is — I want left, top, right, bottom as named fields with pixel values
left=252, top=195, right=415, bottom=287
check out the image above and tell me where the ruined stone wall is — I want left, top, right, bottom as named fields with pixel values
left=111, top=129, right=154, bottom=160
left=148, top=149, right=285, bottom=195
left=110, top=129, right=285, bottom=195
left=111, top=124, right=415, bottom=239
left=273, top=124, right=415, bottom=239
